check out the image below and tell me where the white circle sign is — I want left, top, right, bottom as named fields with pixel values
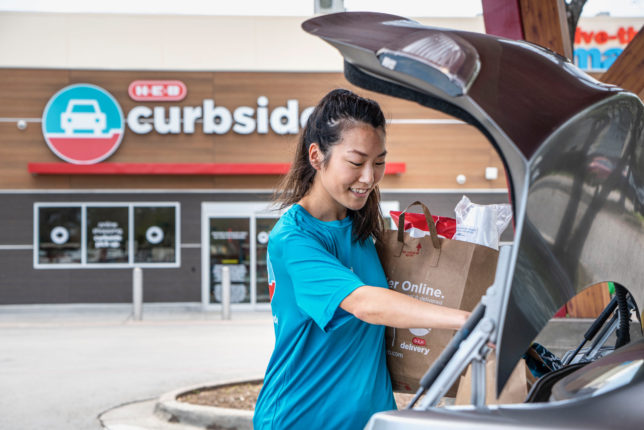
left=145, top=226, right=164, bottom=244
left=257, top=231, right=269, bottom=244
left=49, top=226, right=69, bottom=245
left=50, top=226, right=69, bottom=245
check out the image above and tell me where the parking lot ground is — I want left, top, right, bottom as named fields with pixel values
left=2, top=303, right=640, bottom=430
left=0, top=304, right=274, bottom=430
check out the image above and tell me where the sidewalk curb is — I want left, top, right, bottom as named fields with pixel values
left=154, top=378, right=263, bottom=429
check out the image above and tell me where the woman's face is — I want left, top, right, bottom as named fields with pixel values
left=311, top=123, right=386, bottom=216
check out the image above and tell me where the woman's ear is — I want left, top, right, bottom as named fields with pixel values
left=308, top=143, right=324, bottom=171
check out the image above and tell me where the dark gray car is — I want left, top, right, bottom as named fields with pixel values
left=303, top=12, right=644, bottom=429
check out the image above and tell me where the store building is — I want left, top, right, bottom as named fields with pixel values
left=0, top=12, right=639, bottom=309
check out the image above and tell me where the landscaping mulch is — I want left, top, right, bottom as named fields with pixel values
left=177, top=382, right=426, bottom=411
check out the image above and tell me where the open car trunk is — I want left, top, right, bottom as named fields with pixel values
left=302, top=11, right=644, bottom=425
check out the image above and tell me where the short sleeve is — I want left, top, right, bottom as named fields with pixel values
left=280, top=230, right=365, bottom=331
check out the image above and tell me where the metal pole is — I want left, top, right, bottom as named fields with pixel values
left=221, top=266, right=231, bottom=320
left=133, top=267, right=143, bottom=321
left=471, top=358, right=487, bottom=407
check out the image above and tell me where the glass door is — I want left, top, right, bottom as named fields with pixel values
left=201, top=202, right=280, bottom=310
left=209, top=217, right=251, bottom=304
left=255, top=217, right=279, bottom=304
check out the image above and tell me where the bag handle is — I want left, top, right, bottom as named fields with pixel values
left=397, top=201, right=441, bottom=250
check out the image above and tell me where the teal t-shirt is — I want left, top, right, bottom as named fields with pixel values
left=253, top=204, right=395, bottom=430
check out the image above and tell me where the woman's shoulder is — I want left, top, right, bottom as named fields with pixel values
left=269, top=206, right=310, bottom=243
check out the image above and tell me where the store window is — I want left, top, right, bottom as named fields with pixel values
left=34, top=202, right=179, bottom=268
left=87, top=206, right=129, bottom=264
left=134, top=206, right=176, bottom=263
left=37, top=206, right=82, bottom=265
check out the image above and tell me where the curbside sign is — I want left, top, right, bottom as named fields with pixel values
left=42, top=84, right=125, bottom=165
left=42, top=81, right=315, bottom=164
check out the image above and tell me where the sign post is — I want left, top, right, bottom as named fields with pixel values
left=133, top=267, right=143, bottom=320
left=221, top=266, right=231, bottom=320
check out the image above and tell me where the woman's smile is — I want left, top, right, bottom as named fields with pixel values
left=349, top=187, right=371, bottom=198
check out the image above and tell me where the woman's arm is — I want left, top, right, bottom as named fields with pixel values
left=340, top=285, right=469, bottom=329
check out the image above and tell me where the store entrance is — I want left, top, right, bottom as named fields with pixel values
left=201, top=202, right=281, bottom=310
left=201, top=201, right=399, bottom=310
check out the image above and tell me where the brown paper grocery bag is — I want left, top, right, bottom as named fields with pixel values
left=454, top=352, right=530, bottom=405
left=376, top=201, right=499, bottom=394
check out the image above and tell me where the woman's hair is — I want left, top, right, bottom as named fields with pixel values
left=275, top=88, right=386, bottom=243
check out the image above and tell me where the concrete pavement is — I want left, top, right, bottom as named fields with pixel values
left=0, top=304, right=274, bottom=430
left=2, top=303, right=640, bottom=430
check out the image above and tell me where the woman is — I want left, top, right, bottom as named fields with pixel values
left=253, top=89, right=470, bottom=430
